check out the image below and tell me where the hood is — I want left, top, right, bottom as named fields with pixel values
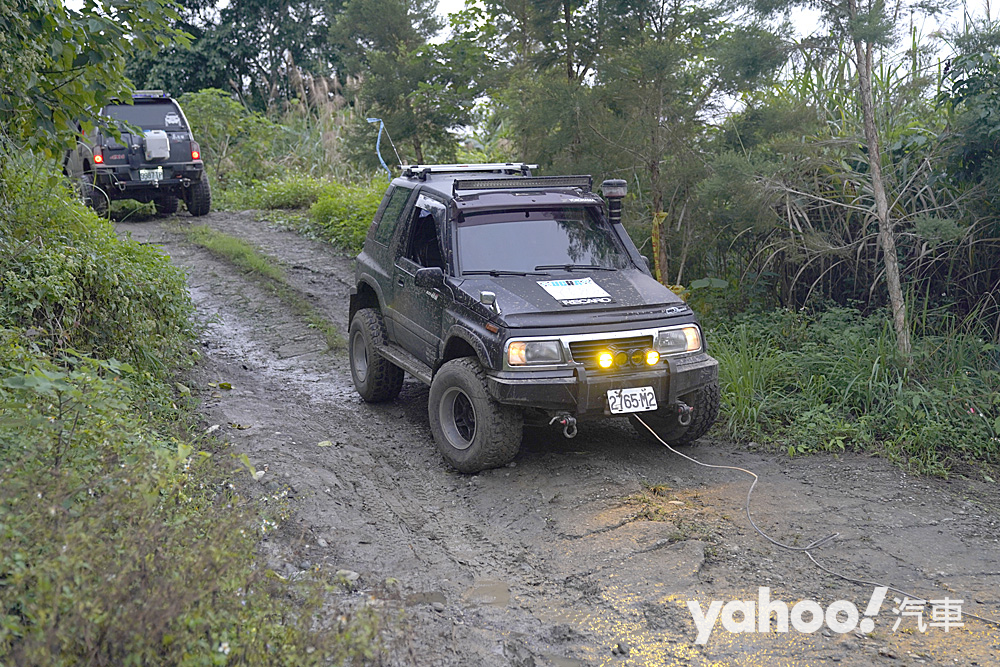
left=456, top=270, right=692, bottom=329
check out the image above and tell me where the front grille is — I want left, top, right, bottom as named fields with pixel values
left=569, top=335, right=654, bottom=370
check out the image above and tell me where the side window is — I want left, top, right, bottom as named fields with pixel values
left=404, top=197, right=447, bottom=270
left=373, top=186, right=412, bottom=246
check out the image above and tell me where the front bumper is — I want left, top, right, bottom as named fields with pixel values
left=486, top=351, right=718, bottom=417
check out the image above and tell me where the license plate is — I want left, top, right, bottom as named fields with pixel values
left=139, top=167, right=163, bottom=181
left=607, top=386, right=657, bottom=414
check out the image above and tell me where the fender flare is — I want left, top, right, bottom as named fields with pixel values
left=443, top=324, right=491, bottom=368
left=350, top=275, right=386, bottom=323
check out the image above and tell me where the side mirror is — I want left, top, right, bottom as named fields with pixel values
left=414, top=266, right=445, bottom=288
left=480, top=290, right=501, bottom=315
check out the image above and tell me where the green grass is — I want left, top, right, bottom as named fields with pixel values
left=210, top=172, right=383, bottom=255
left=710, top=307, right=1000, bottom=475
left=180, top=224, right=344, bottom=349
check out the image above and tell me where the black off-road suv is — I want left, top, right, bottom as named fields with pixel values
left=64, top=90, right=211, bottom=217
left=349, top=164, right=719, bottom=472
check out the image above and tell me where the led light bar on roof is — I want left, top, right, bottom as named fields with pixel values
left=453, top=175, right=593, bottom=196
left=402, top=163, right=538, bottom=178
left=133, top=90, right=167, bottom=98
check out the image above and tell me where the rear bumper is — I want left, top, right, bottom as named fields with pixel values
left=486, top=352, right=718, bottom=417
left=94, top=164, right=204, bottom=195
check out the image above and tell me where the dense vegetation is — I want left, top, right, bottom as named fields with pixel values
left=0, top=152, right=380, bottom=664
left=1, top=0, right=998, bottom=658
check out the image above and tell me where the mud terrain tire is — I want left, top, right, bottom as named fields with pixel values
left=154, top=195, right=179, bottom=216
left=349, top=308, right=404, bottom=402
left=429, top=357, right=523, bottom=473
left=185, top=173, right=212, bottom=216
left=79, top=177, right=108, bottom=217
left=630, top=380, right=720, bottom=446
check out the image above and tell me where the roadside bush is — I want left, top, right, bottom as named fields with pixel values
left=0, top=164, right=193, bottom=375
left=0, top=334, right=380, bottom=665
left=711, top=307, right=1000, bottom=474
left=255, top=174, right=331, bottom=210
left=206, top=172, right=382, bottom=253
left=307, top=180, right=383, bottom=254
left=0, top=151, right=382, bottom=664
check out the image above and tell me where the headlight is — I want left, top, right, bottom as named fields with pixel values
left=507, top=340, right=563, bottom=366
left=657, top=326, right=702, bottom=354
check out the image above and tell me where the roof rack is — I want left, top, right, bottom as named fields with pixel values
left=402, top=163, right=538, bottom=180
left=452, top=175, right=593, bottom=197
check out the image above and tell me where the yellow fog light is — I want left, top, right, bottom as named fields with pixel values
left=598, top=351, right=614, bottom=369
left=646, top=349, right=660, bottom=365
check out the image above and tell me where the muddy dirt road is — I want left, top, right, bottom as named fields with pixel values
left=118, top=211, right=1000, bottom=666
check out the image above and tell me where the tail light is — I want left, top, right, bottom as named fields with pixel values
left=190, top=141, right=201, bottom=160
left=93, top=148, right=104, bottom=164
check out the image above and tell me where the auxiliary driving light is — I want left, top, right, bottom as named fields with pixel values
left=598, top=351, right=614, bottom=369
left=646, top=350, right=660, bottom=365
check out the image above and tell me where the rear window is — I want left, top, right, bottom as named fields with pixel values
left=103, top=102, right=187, bottom=130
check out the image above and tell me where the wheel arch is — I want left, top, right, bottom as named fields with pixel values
left=440, top=326, right=490, bottom=369
left=349, top=278, right=384, bottom=324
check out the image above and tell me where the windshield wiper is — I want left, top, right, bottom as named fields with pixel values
left=463, top=269, right=549, bottom=277
left=533, top=264, right=616, bottom=272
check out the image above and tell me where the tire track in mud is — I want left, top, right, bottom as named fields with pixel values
left=117, top=213, right=1000, bottom=667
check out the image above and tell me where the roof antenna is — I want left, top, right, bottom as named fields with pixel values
left=366, top=118, right=402, bottom=180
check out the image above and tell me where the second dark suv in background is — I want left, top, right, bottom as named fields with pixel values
left=64, top=90, right=211, bottom=217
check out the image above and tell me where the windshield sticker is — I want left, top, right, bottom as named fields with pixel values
left=164, top=112, right=182, bottom=126
left=537, top=278, right=614, bottom=306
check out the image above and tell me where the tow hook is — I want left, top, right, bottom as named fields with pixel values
left=549, top=414, right=578, bottom=439
left=676, top=402, right=693, bottom=426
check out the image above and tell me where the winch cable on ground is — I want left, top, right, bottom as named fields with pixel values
left=633, top=414, right=1000, bottom=628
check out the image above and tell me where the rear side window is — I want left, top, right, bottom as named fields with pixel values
left=104, top=102, right=187, bottom=130
left=373, top=186, right=412, bottom=246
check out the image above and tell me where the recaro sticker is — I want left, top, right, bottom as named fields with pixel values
left=537, top=278, right=614, bottom=307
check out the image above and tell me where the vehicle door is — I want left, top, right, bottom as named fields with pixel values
left=390, top=194, right=449, bottom=366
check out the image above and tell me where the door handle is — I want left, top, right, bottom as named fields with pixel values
left=397, top=277, right=405, bottom=287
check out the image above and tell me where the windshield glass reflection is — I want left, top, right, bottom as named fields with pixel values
left=457, top=208, right=632, bottom=275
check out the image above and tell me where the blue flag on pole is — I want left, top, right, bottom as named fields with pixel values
left=366, top=118, right=392, bottom=180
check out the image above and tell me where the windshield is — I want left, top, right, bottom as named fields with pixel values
left=457, top=208, right=633, bottom=275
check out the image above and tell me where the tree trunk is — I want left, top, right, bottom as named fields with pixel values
left=853, top=37, right=912, bottom=360
left=649, top=157, right=669, bottom=284
left=413, top=136, right=424, bottom=165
